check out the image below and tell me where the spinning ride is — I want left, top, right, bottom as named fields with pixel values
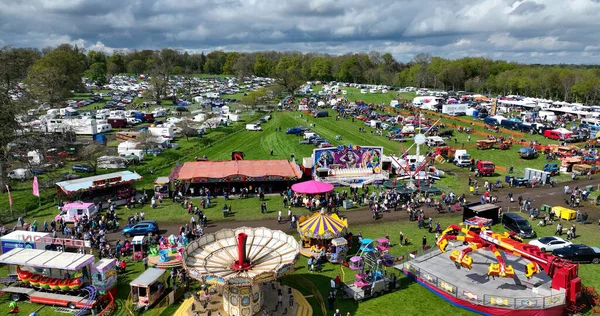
left=343, top=238, right=398, bottom=301
left=436, top=224, right=581, bottom=303
left=182, top=227, right=299, bottom=316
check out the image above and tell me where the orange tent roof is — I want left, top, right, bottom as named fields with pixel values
left=176, top=160, right=301, bottom=180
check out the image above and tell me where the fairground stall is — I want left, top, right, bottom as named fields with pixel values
left=173, top=160, right=301, bottom=196
left=308, top=145, right=388, bottom=187
left=296, top=210, right=348, bottom=257
left=132, top=236, right=146, bottom=261
left=0, top=248, right=117, bottom=311
left=130, top=268, right=167, bottom=310
left=1, top=231, right=51, bottom=254
left=153, top=176, right=170, bottom=198
left=2, top=232, right=89, bottom=255
left=56, top=171, right=143, bottom=205
left=55, top=202, right=98, bottom=223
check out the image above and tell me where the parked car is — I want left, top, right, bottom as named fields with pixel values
left=60, top=173, right=81, bottom=181
left=529, top=236, right=572, bottom=252
left=286, top=127, right=302, bottom=135
left=501, top=213, right=536, bottom=238
left=7, top=168, right=33, bottom=181
left=552, top=244, right=600, bottom=264
left=121, top=220, right=160, bottom=237
left=72, top=164, right=95, bottom=173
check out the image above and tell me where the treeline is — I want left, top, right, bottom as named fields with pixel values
left=4, top=45, right=600, bottom=105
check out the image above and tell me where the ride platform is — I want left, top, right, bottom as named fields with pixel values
left=397, top=244, right=567, bottom=316
left=148, top=255, right=182, bottom=268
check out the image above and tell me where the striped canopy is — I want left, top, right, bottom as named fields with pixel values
left=297, top=211, right=348, bottom=240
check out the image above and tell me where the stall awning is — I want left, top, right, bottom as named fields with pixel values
left=56, top=170, right=143, bottom=194
left=176, top=160, right=301, bottom=181
left=0, top=248, right=95, bottom=270
left=130, top=268, right=166, bottom=287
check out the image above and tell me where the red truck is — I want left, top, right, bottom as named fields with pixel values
left=477, top=160, right=495, bottom=176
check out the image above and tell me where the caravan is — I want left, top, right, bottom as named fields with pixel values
left=56, top=202, right=98, bottom=223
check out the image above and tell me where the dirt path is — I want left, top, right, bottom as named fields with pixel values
left=106, top=178, right=600, bottom=242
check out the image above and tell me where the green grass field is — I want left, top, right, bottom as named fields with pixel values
left=2, top=87, right=600, bottom=315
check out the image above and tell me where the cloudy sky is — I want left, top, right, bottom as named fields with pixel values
left=2, top=0, right=600, bottom=63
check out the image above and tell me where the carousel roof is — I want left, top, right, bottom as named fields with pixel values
left=182, top=227, right=299, bottom=286
left=297, top=211, right=348, bottom=239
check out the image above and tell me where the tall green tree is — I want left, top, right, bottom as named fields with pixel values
left=107, top=53, right=126, bottom=74
left=25, top=44, right=86, bottom=105
left=85, top=62, right=108, bottom=85
left=222, top=52, right=241, bottom=75
left=127, top=59, right=146, bottom=75
left=0, top=47, right=39, bottom=192
left=274, top=55, right=303, bottom=96
left=253, top=53, right=271, bottom=77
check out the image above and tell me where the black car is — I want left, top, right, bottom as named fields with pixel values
left=552, top=244, right=600, bottom=264
left=501, top=213, right=536, bottom=238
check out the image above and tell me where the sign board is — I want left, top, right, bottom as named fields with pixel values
left=1, top=241, right=34, bottom=254
left=20, top=235, right=87, bottom=248
left=93, top=176, right=122, bottom=186
left=442, top=104, right=468, bottom=115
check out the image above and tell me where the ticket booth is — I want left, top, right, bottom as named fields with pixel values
left=132, top=236, right=146, bottom=261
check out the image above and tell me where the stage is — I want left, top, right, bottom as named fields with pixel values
left=396, top=243, right=567, bottom=316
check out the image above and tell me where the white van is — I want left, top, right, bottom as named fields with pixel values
left=426, top=136, right=445, bottom=147
left=304, top=132, right=318, bottom=140
left=245, top=124, right=262, bottom=131
left=8, top=168, right=33, bottom=181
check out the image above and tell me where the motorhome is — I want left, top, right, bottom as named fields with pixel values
left=44, top=118, right=112, bottom=135
left=539, top=110, right=558, bottom=122
left=581, top=118, right=600, bottom=130
left=148, top=126, right=175, bottom=139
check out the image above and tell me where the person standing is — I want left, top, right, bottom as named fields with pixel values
left=143, top=256, right=148, bottom=270
left=399, top=231, right=404, bottom=247
left=422, top=235, right=427, bottom=250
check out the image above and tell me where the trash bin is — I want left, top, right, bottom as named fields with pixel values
left=343, top=200, right=353, bottom=209
left=540, top=204, right=551, bottom=214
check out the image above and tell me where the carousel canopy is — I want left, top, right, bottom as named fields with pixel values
left=291, top=180, right=334, bottom=194
left=298, top=211, right=348, bottom=240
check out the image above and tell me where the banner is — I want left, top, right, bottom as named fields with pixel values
left=32, top=176, right=40, bottom=197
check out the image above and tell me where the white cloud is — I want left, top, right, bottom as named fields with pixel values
left=1, top=0, right=600, bottom=63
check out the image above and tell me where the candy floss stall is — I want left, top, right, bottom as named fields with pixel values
left=0, top=248, right=117, bottom=310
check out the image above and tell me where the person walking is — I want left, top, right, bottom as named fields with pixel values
left=555, top=222, right=563, bottom=236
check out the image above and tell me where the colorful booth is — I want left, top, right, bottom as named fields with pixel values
left=297, top=210, right=349, bottom=257
left=130, top=268, right=167, bottom=308
left=132, top=236, right=145, bottom=261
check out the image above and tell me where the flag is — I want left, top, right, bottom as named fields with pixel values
left=5, top=185, right=12, bottom=206
left=33, top=176, right=40, bottom=197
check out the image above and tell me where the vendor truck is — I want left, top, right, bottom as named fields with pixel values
left=477, top=160, right=495, bottom=176
left=454, top=150, right=471, bottom=167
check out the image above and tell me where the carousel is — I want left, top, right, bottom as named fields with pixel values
left=182, top=227, right=299, bottom=316
left=297, top=209, right=349, bottom=258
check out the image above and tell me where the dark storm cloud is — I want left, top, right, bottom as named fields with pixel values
left=1, top=0, right=600, bottom=63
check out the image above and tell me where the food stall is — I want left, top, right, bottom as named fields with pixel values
left=55, top=170, right=143, bottom=204
left=153, top=176, right=170, bottom=198
left=130, top=268, right=167, bottom=309
left=55, top=202, right=98, bottom=223
left=132, top=236, right=146, bottom=261
left=1, top=231, right=51, bottom=254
